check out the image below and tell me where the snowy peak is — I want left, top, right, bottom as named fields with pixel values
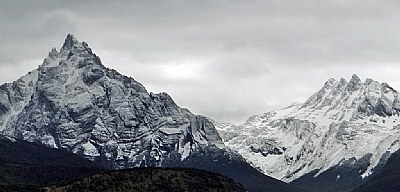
left=323, top=78, right=337, bottom=88
left=215, top=74, right=400, bottom=189
left=42, top=34, right=99, bottom=70
left=349, top=74, right=361, bottom=85
left=0, top=34, right=225, bottom=169
left=301, top=74, right=400, bottom=121
left=346, top=74, right=361, bottom=91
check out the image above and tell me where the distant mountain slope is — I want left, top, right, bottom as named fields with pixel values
left=352, top=150, right=400, bottom=192
left=168, top=146, right=302, bottom=192
left=0, top=136, right=103, bottom=191
left=42, top=167, right=246, bottom=192
left=216, top=75, right=400, bottom=192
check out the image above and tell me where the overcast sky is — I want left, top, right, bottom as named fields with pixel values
left=1, top=0, right=400, bottom=123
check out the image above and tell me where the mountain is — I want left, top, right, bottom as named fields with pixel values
left=0, top=136, right=102, bottom=191
left=0, top=34, right=224, bottom=169
left=42, top=167, right=246, bottom=192
left=215, top=74, right=400, bottom=192
left=0, top=34, right=301, bottom=192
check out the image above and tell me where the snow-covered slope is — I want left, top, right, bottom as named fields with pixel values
left=0, top=34, right=225, bottom=169
left=216, top=74, right=400, bottom=185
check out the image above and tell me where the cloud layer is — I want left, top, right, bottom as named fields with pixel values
left=1, top=0, right=400, bottom=123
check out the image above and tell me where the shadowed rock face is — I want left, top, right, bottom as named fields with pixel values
left=352, top=149, right=400, bottom=192
left=290, top=153, right=373, bottom=192
left=0, top=34, right=224, bottom=169
left=0, top=136, right=102, bottom=188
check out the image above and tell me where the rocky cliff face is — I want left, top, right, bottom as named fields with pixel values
left=0, top=34, right=224, bottom=169
left=216, top=74, right=400, bottom=191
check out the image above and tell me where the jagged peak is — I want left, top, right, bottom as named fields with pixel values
left=381, top=82, right=391, bottom=88
left=48, top=47, right=59, bottom=59
left=381, top=82, right=398, bottom=93
left=323, top=78, right=336, bottom=88
left=363, top=78, right=397, bottom=93
left=346, top=74, right=362, bottom=91
left=62, top=33, right=80, bottom=50
left=349, top=74, right=361, bottom=85
left=39, top=34, right=102, bottom=70
left=338, top=78, right=347, bottom=86
left=364, top=78, right=374, bottom=85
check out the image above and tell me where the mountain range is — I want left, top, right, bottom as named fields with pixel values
left=1, top=34, right=400, bottom=192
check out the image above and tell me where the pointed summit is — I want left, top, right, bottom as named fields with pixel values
left=346, top=74, right=362, bottom=91
left=48, top=47, right=59, bottom=59
left=349, top=74, right=361, bottom=84
left=338, top=78, right=347, bottom=86
left=62, top=33, right=79, bottom=50
left=57, top=34, right=96, bottom=60
left=324, top=78, right=336, bottom=88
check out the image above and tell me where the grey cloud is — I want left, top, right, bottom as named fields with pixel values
left=1, top=0, right=400, bottom=123
left=207, top=55, right=271, bottom=80
left=0, top=4, right=76, bottom=68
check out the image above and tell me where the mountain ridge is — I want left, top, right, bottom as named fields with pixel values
left=216, top=74, right=400, bottom=191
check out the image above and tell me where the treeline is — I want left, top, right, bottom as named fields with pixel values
left=43, top=167, right=246, bottom=192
